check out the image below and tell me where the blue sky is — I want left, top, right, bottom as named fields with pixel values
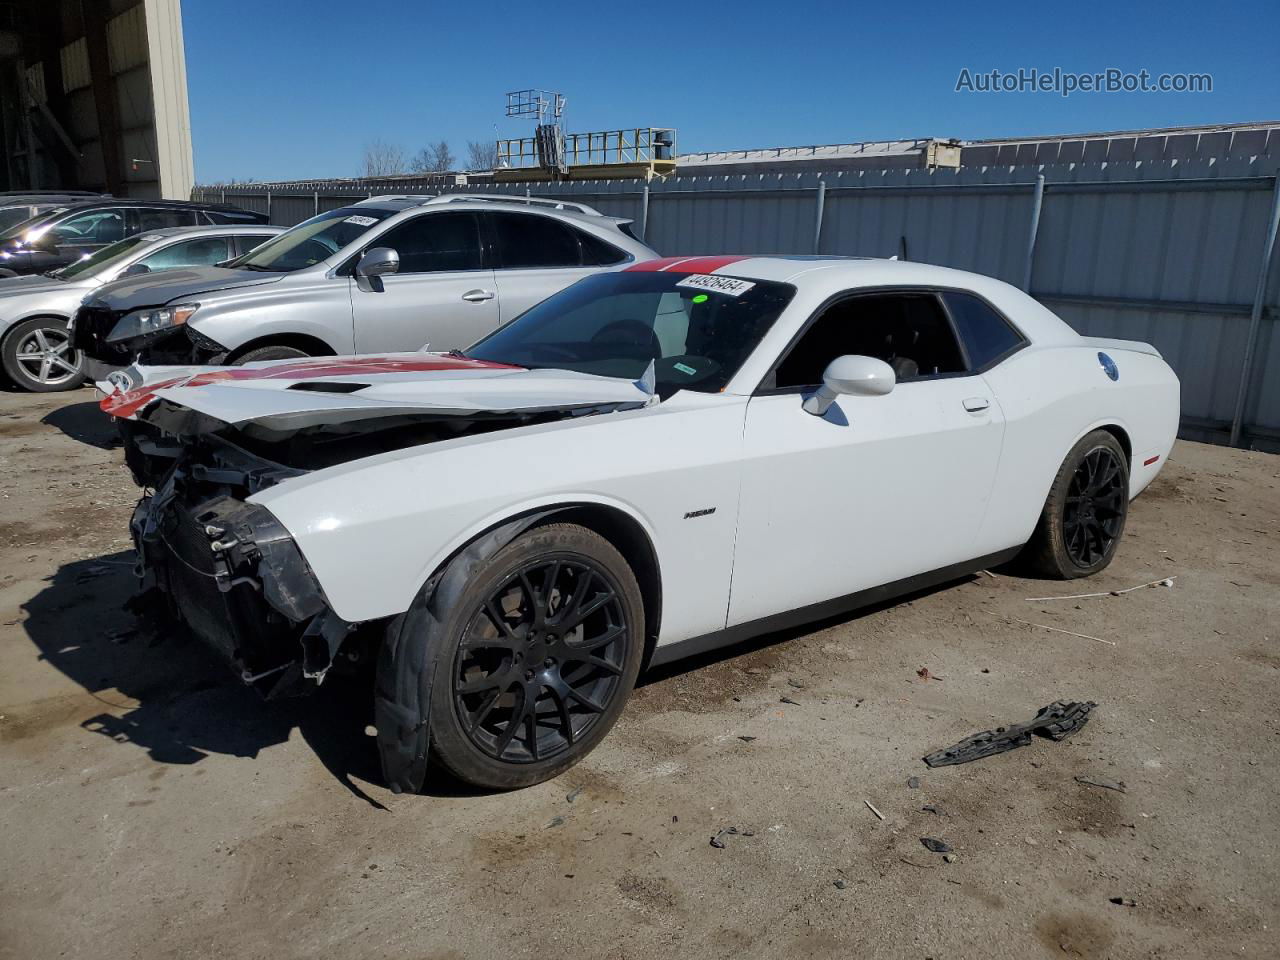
left=184, top=0, right=1280, bottom=184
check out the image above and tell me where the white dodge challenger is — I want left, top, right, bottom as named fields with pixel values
left=103, top=255, right=1180, bottom=791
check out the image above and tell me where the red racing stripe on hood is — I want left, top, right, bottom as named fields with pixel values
left=101, top=354, right=522, bottom=420
left=625, top=255, right=751, bottom=273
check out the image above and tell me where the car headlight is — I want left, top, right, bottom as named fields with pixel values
left=106, top=303, right=199, bottom=343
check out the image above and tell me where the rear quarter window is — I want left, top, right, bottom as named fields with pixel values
left=942, top=291, right=1027, bottom=369
left=576, top=230, right=628, bottom=266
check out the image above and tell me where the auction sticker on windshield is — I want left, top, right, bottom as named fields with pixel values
left=343, top=215, right=379, bottom=227
left=676, top=274, right=756, bottom=297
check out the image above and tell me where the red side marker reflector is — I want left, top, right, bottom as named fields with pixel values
left=1143, top=455, right=1160, bottom=466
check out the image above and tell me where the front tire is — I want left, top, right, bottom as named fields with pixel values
left=423, top=523, right=645, bottom=790
left=1020, top=430, right=1129, bottom=579
left=1, top=317, right=86, bottom=392
left=231, top=344, right=313, bottom=365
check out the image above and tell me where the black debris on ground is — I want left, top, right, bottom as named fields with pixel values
left=921, top=837, right=953, bottom=854
left=1076, top=774, right=1127, bottom=793
left=922, top=700, right=1097, bottom=767
left=710, top=826, right=754, bottom=849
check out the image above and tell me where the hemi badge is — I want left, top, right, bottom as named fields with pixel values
left=1143, top=455, right=1160, bottom=466
left=683, top=508, right=716, bottom=519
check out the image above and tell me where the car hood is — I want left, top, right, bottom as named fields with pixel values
left=86, top=266, right=284, bottom=311
left=0, top=273, right=82, bottom=298
left=100, top=352, right=658, bottom=431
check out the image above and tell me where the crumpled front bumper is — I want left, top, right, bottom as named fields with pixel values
left=132, top=476, right=353, bottom=694
left=72, top=303, right=230, bottom=368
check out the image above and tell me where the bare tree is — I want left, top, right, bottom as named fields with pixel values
left=466, top=140, right=499, bottom=171
left=361, top=139, right=408, bottom=177
left=411, top=140, right=456, bottom=173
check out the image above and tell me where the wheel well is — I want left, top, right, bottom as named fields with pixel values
left=2, top=314, right=71, bottom=347
left=533, top=504, right=663, bottom=669
left=1097, top=424, right=1132, bottom=465
left=226, top=332, right=336, bottom=363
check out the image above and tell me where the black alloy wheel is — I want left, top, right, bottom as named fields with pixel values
left=1063, top=446, right=1126, bottom=567
left=452, top=556, right=629, bottom=764
left=1018, top=429, right=1130, bottom=579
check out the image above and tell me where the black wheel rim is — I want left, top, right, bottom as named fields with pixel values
left=1064, top=447, right=1126, bottom=567
left=453, top=555, right=628, bottom=764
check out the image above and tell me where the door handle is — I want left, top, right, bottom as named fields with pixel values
left=962, top=397, right=990, bottom=412
left=461, top=289, right=495, bottom=303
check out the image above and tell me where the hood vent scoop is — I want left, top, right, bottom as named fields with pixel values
left=286, top=381, right=370, bottom=394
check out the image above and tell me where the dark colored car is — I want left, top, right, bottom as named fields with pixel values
left=0, top=199, right=268, bottom=277
left=0, top=192, right=108, bottom=235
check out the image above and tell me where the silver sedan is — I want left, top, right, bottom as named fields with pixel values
left=0, top=224, right=280, bottom=392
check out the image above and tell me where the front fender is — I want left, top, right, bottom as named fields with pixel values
left=261, top=486, right=660, bottom=624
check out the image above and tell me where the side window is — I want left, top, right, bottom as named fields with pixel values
left=491, top=212, right=581, bottom=268
left=49, top=209, right=126, bottom=245
left=204, top=210, right=257, bottom=225
left=232, top=234, right=271, bottom=256
left=137, top=208, right=198, bottom=230
left=773, top=293, right=966, bottom=389
left=942, top=291, right=1026, bottom=368
left=138, top=237, right=231, bottom=271
left=577, top=230, right=628, bottom=266
left=375, top=212, right=483, bottom=273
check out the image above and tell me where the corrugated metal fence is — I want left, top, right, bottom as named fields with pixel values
left=195, top=157, right=1280, bottom=450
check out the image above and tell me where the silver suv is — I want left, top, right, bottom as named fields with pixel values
left=73, top=195, right=658, bottom=374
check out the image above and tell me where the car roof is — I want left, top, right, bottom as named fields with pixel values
left=34, top=198, right=256, bottom=213
left=137, top=224, right=283, bottom=239
left=625, top=254, right=1021, bottom=289
left=624, top=254, right=1083, bottom=349
left=351, top=194, right=632, bottom=229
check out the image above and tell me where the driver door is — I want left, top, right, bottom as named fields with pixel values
left=350, top=211, right=500, bottom=353
left=727, top=290, right=1005, bottom=627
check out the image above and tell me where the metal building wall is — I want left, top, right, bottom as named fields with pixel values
left=1, top=0, right=192, bottom=198
left=195, top=157, right=1280, bottom=450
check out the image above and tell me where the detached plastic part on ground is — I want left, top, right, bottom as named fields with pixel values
left=922, top=700, right=1097, bottom=767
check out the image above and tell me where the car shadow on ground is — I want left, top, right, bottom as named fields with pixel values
left=22, top=550, right=984, bottom=805
left=637, top=574, right=979, bottom=688
left=21, top=550, right=396, bottom=808
left=39, top=395, right=119, bottom=450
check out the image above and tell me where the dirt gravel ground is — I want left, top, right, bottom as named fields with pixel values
left=1, top=385, right=1277, bottom=960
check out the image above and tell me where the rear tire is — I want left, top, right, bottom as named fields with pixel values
left=423, top=523, right=645, bottom=790
left=231, top=344, right=312, bottom=365
left=1019, top=430, right=1129, bottom=579
left=1, top=317, right=86, bottom=392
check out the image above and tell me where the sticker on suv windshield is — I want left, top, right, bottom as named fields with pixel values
left=677, top=274, right=755, bottom=297
left=343, top=215, right=379, bottom=227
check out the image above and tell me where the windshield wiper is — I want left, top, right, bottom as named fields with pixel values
left=237, top=263, right=283, bottom=272
left=42, top=270, right=68, bottom=281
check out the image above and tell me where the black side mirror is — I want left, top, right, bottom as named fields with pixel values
left=120, top=262, right=152, bottom=277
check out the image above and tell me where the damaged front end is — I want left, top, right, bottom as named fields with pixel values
left=111, top=355, right=660, bottom=703
left=131, top=444, right=358, bottom=697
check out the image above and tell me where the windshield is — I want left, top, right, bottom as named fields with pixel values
left=53, top=235, right=152, bottom=280
left=466, top=271, right=794, bottom=395
left=227, top=207, right=394, bottom=272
